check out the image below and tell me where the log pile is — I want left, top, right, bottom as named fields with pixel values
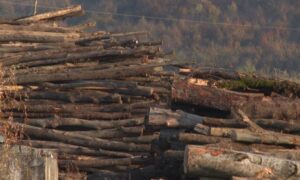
left=1, top=5, right=300, bottom=180
left=0, top=5, right=173, bottom=179
left=147, top=70, right=300, bottom=179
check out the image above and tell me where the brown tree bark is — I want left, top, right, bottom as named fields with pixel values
left=25, top=90, right=122, bottom=104
left=59, top=158, right=132, bottom=169
left=10, top=63, right=164, bottom=84
left=172, top=77, right=300, bottom=120
left=24, top=117, right=144, bottom=129
left=184, top=145, right=300, bottom=179
left=19, top=140, right=133, bottom=158
left=0, top=121, right=150, bottom=152
left=122, top=134, right=159, bottom=144
left=231, top=129, right=300, bottom=146
left=16, top=5, right=84, bottom=23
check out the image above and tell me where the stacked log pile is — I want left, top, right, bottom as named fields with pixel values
left=145, top=70, right=300, bottom=179
left=1, top=5, right=300, bottom=180
left=0, top=5, right=174, bottom=179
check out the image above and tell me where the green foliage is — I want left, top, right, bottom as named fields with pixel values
left=217, top=77, right=275, bottom=91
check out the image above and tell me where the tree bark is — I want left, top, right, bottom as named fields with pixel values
left=163, top=150, right=184, bottom=161
left=24, top=90, right=122, bottom=104
left=231, top=129, right=300, bottom=146
left=75, top=31, right=147, bottom=46
left=172, top=76, right=300, bottom=120
left=19, top=140, right=133, bottom=158
left=70, top=126, right=143, bottom=139
left=10, top=63, right=164, bottom=84
left=59, top=158, right=132, bottom=169
left=122, top=134, right=159, bottom=144
left=146, top=107, right=204, bottom=129
left=24, top=117, right=144, bottom=129
left=194, top=124, right=244, bottom=138
left=1, top=121, right=150, bottom=152
left=16, top=5, right=84, bottom=23
left=178, top=133, right=229, bottom=145
left=0, top=45, right=102, bottom=66
left=184, top=145, right=300, bottom=179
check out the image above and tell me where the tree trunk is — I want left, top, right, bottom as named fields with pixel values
left=231, top=129, right=300, bottom=146
left=194, top=124, right=244, bottom=138
left=24, top=90, right=123, bottom=104
left=146, top=107, right=204, bottom=129
left=184, top=145, right=300, bottom=179
left=24, top=117, right=144, bottom=129
left=172, top=76, right=300, bottom=120
left=59, top=158, right=132, bottom=169
left=1, top=121, right=150, bottom=152
left=19, top=140, right=133, bottom=158
left=16, top=5, right=84, bottom=23
left=10, top=64, right=163, bottom=84
left=122, top=134, right=159, bottom=144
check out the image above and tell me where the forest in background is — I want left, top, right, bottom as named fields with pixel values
left=1, top=0, right=300, bottom=78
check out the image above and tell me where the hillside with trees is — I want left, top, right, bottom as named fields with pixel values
left=1, top=0, right=300, bottom=76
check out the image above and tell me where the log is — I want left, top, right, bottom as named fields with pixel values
left=202, top=118, right=300, bottom=133
left=75, top=31, right=147, bottom=46
left=184, top=145, right=300, bottom=178
left=19, top=140, right=133, bottom=158
left=9, top=108, right=131, bottom=120
left=16, top=5, right=84, bottom=23
left=253, top=148, right=300, bottom=161
left=205, top=142, right=270, bottom=153
left=0, top=30, right=70, bottom=43
left=158, top=129, right=227, bottom=147
left=147, top=108, right=300, bottom=133
left=163, top=150, right=184, bottom=161
left=253, top=119, right=300, bottom=133
left=178, top=133, right=229, bottom=145
left=0, top=43, right=56, bottom=53
left=147, top=107, right=246, bottom=129
left=60, top=156, right=152, bottom=169
left=70, top=22, right=97, bottom=31
left=24, top=90, right=123, bottom=104
left=172, top=76, right=300, bottom=120
left=110, top=86, right=154, bottom=97
left=122, top=134, right=159, bottom=144
left=13, top=47, right=158, bottom=68
left=0, top=45, right=103, bottom=66
left=203, top=118, right=246, bottom=128
left=70, top=127, right=143, bottom=139
left=3, top=99, right=155, bottom=114
left=23, top=90, right=122, bottom=104
left=146, top=107, right=203, bottom=129
left=11, top=63, right=164, bottom=84
left=194, top=124, right=244, bottom=138
left=231, top=129, right=300, bottom=146
left=41, top=80, right=137, bottom=90
left=0, top=24, right=81, bottom=33
left=237, top=109, right=265, bottom=133
left=59, top=172, right=87, bottom=180
left=8, top=47, right=159, bottom=68
left=66, top=130, right=129, bottom=140
left=24, top=117, right=144, bottom=129
left=9, top=57, right=155, bottom=77
left=59, top=158, right=132, bottom=169
left=1, top=121, right=150, bottom=152
left=121, top=126, right=144, bottom=134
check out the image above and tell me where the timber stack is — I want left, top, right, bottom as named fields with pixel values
left=146, top=69, right=300, bottom=179
left=0, top=5, right=173, bottom=180
left=1, top=5, right=300, bottom=180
